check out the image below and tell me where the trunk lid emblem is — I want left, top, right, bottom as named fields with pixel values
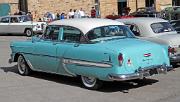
left=144, top=53, right=151, bottom=57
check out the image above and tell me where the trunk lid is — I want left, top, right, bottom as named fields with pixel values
left=98, top=38, right=169, bottom=72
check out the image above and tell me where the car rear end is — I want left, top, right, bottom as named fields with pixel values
left=106, top=39, right=171, bottom=81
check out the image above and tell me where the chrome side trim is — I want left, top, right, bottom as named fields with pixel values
left=19, top=52, right=58, bottom=59
left=26, top=59, right=75, bottom=77
left=62, top=58, right=112, bottom=68
left=62, top=61, right=77, bottom=76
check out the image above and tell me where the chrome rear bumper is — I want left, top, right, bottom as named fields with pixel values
left=108, top=64, right=172, bottom=81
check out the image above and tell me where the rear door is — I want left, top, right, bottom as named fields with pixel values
left=8, top=17, right=20, bottom=33
left=56, top=26, right=84, bottom=75
left=58, top=26, right=111, bottom=76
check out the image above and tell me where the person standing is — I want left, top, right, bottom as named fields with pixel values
left=74, top=9, right=80, bottom=18
left=91, top=7, right=96, bottom=18
left=60, top=13, right=66, bottom=20
left=27, top=11, right=33, bottom=21
left=56, top=12, right=60, bottom=20
left=79, top=8, right=85, bottom=18
left=68, top=9, right=74, bottom=19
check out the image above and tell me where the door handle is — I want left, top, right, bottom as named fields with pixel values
left=74, top=43, right=80, bottom=47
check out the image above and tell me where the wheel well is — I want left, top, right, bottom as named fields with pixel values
left=14, top=53, right=21, bottom=62
left=24, top=28, right=32, bottom=33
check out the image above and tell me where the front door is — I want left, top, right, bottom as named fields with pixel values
left=31, top=26, right=61, bottom=73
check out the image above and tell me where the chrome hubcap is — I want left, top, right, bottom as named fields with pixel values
left=18, top=56, right=26, bottom=74
left=81, top=76, right=96, bottom=88
left=26, top=30, right=32, bottom=36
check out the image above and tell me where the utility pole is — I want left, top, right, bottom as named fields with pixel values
left=136, top=0, right=138, bottom=11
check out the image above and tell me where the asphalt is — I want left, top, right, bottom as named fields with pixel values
left=0, top=35, right=180, bottom=102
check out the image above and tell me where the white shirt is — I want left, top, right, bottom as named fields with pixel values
left=68, top=11, right=74, bottom=17
left=74, top=11, right=80, bottom=18
left=79, top=10, right=85, bottom=17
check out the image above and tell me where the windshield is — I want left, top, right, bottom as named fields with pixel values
left=19, top=16, right=32, bottom=22
left=86, top=25, right=135, bottom=42
left=151, top=22, right=175, bottom=33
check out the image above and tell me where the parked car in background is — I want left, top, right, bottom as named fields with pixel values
left=160, top=6, right=180, bottom=20
left=9, top=18, right=171, bottom=90
left=0, top=15, right=47, bottom=37
left=105, top=15, right=134, bottom=20
left=105, top=15, right=121, bottom=20
left=130, top=7, right=160, bottom=17
left=117, top=17, right=180, bottom=65
left=170, top=20, right=180, bottom=33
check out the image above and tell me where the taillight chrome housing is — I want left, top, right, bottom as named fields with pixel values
left=118, top=53, right=123, bottom=66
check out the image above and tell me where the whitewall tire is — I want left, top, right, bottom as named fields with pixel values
left=17, top=55, right=31, bottom=76
left=81, top=76, right=103, bottom=90
left=25, top=29, right=33, bottom=37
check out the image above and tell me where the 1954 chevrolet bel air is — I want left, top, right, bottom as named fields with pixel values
left=9, top=18, right=171, bottom=89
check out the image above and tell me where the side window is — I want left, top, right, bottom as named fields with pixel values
left=62, top=26, right=82, bottom=43
left=43, top=26, right=60, bottom=41
left=0, top=17, right=9, bottom=23
left=87, top=27, right=105, bottom=40
left=128, top=24, right=140, bottom=36
left=10, top=17, right=19, bottom=23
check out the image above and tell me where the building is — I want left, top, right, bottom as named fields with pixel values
left=0, top=0, right=179, bottom=21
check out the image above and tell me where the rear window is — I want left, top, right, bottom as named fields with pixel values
left=19, top=16, right=31, bottom=22
left=170, top=21, right=180, bottom=28
left=151, top=22, right=175, bottom=33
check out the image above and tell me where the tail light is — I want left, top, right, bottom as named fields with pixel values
left=118, top=53, right=123, bottom=66
left=168, top=47, right=176, bottom=55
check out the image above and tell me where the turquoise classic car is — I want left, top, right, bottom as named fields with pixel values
left=9, top=18, right=171, bottom=90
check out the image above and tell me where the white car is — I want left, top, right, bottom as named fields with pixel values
left=117, top=17, right=180, bottom=64
left=0, top=15, right=46, bottom=36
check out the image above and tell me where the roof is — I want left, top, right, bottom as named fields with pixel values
left=116, top=17, right=168, bottom=25
left=49, top=18, right=124, bottom=34
left=116, top=17, right=169, bottom=37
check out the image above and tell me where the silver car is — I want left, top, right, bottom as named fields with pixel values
left=0, top=15, right=46, bottom=37
left=117, top=17, right=180, bottom=65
